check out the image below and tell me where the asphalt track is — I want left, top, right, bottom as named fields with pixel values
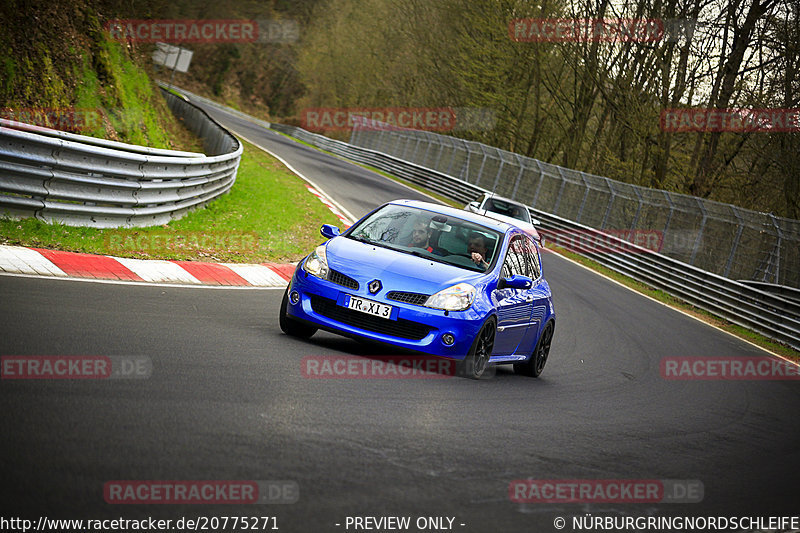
left=1, top=99, right=799, bottom=532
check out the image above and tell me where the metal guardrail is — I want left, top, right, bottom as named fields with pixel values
left=159, top=82, right=272, bottom=130
left=0, top=88, right=241, bottom=228
left=270, top=123, right=800, bottom=351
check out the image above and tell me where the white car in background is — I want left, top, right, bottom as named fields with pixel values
left=465, top=193, right=544, bottom=246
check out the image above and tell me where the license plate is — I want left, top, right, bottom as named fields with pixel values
left=346, top=295, right=393, bottom=319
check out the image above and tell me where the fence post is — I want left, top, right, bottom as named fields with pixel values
left=433, top=136, right=445, bottom=171
left=510, top=153, right=525, bottom=201
left=689, top=198, right=707, bottom=266
left=630, top=187, right=643, bottom=232
left=476, top=144, right=489, bottom=186
left=552, top=168, right=567, bottom=215
left=723, top=206, right=744, bottom=278
left=767, top=213, right=783, bottom=285
left=491, top=156, right=505, bottom=193
left=576, top=172, right=591, bottom=223
left=532, top=160, right=545, bottom=209
left=662, top=191, right=675, bottom=254
left=601, top=178, right=616, bottom=230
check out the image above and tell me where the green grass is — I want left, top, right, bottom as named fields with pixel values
left=0, top=140, right=341, bottom=263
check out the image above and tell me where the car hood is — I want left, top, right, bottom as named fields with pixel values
left=325, top=236, right=486, bottom=294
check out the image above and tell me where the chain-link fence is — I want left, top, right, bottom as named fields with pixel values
left=350, top=119, right=800, bottom=288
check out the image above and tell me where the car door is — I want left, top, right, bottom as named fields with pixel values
left=492, top=234, right=535, bottom=355
left=516, top=236, right=550, bottom=355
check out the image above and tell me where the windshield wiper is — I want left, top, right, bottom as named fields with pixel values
left=348, top=234, right=374, bottom=244
left=349, top=234, right=395, bottom=251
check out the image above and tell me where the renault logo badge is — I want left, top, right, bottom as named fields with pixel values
left=368, top=279, right=382, bottom=294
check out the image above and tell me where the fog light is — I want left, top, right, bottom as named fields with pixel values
left=289, top=290, right=300, bottom=304
left=442, top=333, right=455, bottom=346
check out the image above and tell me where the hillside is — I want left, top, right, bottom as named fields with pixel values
left=0, top=0, right=200, bottom=151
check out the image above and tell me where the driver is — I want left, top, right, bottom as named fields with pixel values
left=409, top=221, right=434, bottom=253
left=467, top=233, right=490, bottom=270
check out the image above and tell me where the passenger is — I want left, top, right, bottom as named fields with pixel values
left=467, top=233, right=490, bottom=270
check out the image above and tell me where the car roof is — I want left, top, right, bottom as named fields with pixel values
left=388, top=199, right=514, bottom=233
left=479, top=192, right=527, bottom=208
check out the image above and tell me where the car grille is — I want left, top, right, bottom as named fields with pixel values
left=328, top=269, right=359, bottom=290
left=386, top=291, right=430, bottom=306
left=310, top=295, right=432, bottom=341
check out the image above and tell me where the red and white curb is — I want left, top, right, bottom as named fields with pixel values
left=0, top=244, right=295, bottom=287
left=305, top=185, right=352, bottom=228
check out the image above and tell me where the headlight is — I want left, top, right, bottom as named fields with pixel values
left=424, top=283, right=476, bottom=311
left=304, top=244, right=329, bottom=279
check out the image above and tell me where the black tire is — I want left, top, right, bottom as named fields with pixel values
left=279, top=289, right=317, bottom=338
left=514, top=321, right=554, bottom=377
left=458, top=317, right=496, bottom=379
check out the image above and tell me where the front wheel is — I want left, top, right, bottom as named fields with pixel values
left=279, top=288, right=317, bottom=338
left=458, top=317, right=496, bottom=379
left=514, top=321, right=554, bottom=377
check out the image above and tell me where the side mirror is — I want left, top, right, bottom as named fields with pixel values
left=320, top=224, right=340, bottom=239
left=497, top=274, right=532, bottom=290
left=467, top=201, right=480, bottom=212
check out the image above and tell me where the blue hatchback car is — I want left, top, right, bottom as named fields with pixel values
left=279, top=199, right=555, bottom=379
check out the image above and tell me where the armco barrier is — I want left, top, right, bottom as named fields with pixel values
left=0, top=88, right=241, bottom=228
left=269, top=123, right=800, bottom=351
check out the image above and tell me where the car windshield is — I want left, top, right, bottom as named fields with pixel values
left=484, top=197, right=531, bottom=224
left=347, top=204, right=502, bottom=272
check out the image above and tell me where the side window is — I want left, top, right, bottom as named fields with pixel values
left=524, top=236, right=541, bottom=279
left=502, top=236, right=529, bottom=279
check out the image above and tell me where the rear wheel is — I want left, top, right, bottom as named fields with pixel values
left=279, top=288, right=317, bottom=338
left=514, top=321, right=554, bottom=377
left=458, top=317, right=496, bottom=379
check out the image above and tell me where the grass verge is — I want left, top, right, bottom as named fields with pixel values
left=0, top=139, right=341, bottom=264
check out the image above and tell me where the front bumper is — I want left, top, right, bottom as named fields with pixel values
left=285, top=267, right=485, bottom=360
